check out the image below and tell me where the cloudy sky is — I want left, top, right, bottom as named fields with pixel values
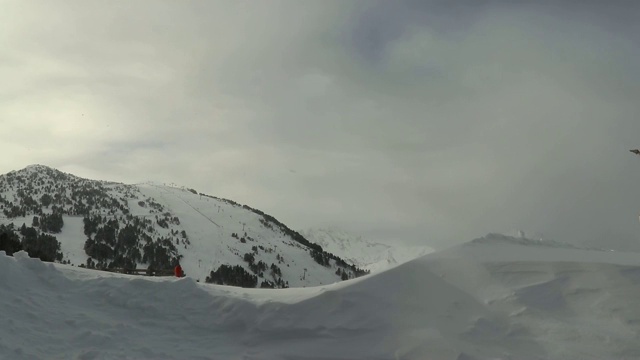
left=1, top=1, right=640, bottom=250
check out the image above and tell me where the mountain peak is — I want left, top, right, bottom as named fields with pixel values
left=12, top=164, right=65, bottom=176
left=4, top=164, right=85, bottom=185
left=23, top=164, right=59, bottom=172
left=0, top=167, right=368, bottom=288
left=25, top=164, right=52, bottom=170
left=11, top=164, right=52, bottom=173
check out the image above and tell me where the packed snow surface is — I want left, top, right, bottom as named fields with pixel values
left=2, top=234, right=640, bottom=359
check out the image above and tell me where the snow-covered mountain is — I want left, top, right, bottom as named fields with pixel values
left=301, top=227, right=434, bottom=272
left=0, top=165, right=367, bottom=288
left=3, top=233, right=640, bottom=359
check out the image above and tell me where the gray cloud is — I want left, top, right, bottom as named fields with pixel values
left=1, top=1, right=640, bottom=250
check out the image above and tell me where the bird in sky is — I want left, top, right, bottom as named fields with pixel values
left=630, top=149, right=640, bottom=155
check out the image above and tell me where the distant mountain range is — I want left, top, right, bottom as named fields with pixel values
left=0, top=165, right=370, bottom=288
left=301, top=227, right=434, bottom=272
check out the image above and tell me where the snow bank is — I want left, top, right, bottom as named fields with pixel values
left=2, top=235, right=640, bottom=359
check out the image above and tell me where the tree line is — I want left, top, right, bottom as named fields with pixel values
left=0, top=223, right=63, bottom=262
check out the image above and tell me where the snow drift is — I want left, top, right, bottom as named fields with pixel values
left=2, top=234, right=640, bottom=359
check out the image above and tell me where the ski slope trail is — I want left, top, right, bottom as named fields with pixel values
left=3, top=234, right=640, bottom=359
left=148, top=183, right=221, bottom=228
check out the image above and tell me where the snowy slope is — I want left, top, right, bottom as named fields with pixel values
left=0, top=165, right=366, bottom=288
left=301, top=227, right=434, bottom=272
left=133, top=183, right=358, bottom=286
left=2, top=233, right=640, bottom=359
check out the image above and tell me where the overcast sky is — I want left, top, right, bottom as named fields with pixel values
left=1, top=1, right=640, bottom=250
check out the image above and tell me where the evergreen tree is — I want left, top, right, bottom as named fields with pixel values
left=40, top=193, right=53, bottom=207
left=0, top=225, right=21, bottom=255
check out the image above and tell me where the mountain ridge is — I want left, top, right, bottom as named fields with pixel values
left=0, top=165, right=369, bottom=288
